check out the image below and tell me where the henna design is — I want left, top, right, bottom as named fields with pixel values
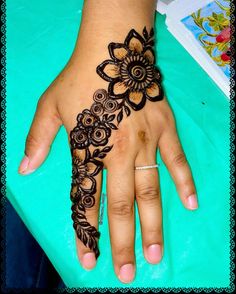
left=96, top=27, right=163, bottom=115
left=70, top=28, right=164, bottom=259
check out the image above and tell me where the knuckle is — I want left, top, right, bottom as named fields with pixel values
left=172, top=153, right=188, bottom=167
left=85, top=205, right=98, bottom=218
left=36, top=95, right=47, bottom=110
left=111, top=126, right=135, bottom=154
left=147, top=227, right=163, bottom=237
left=160, top=109, right=175, bottom=126
left=109, top=200, right=134, bottom=218
left=136, top=185, right=160, bottom=202
left=113, top=132, right=130, bottom=154
left=115, top=246, right=133, bottom=258
left=25, top=133, right=40, bottom=150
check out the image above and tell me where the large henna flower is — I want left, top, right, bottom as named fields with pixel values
left=96, top=28, right=163, bottom=111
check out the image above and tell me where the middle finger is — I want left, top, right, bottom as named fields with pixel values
left=135, top=147, right=163, bottom=264
left=107, top=160, right=136, bottom=284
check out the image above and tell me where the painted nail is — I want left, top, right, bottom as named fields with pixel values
left=82, top=252, right=96, bottom=270
left=186, top=194, right=198, bottom=210
left=118, top=264, right=135, bottom=283
left=146, top=244, right=162, bottom=264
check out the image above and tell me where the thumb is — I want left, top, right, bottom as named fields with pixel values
left=18, top=95, right=62, bottom=175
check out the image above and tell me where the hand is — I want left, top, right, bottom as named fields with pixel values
left=18, top=0, right=198, bottom=284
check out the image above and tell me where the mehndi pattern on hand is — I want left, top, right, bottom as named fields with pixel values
left=70, top=27, right=164, bottom=259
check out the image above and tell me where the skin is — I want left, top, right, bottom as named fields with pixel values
left=18, top=0, right=198, bottom=284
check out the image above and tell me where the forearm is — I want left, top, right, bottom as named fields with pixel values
left=72, top=0, right=157, bottom=65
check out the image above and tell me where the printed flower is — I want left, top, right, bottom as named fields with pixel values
left=96, top=29, right=163, bottom=110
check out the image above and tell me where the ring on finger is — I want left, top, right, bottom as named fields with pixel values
left=135, top=164, right=159, bottom=170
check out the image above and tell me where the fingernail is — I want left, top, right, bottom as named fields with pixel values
left=186, top=194, right=198, bottom=210
left=146, top=244, right=162, bottom=264
left=18, top=155, right=35, bottom=175
left=118, top=264, right=135, bottom=283
left=82, top=253, right=96, bottom=270
left=18, top=156, right=29, bottom=173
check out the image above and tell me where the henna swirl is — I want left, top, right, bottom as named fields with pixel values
left=70, top=27, right=164, bottom=259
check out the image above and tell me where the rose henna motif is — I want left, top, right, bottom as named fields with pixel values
left=70, top=28, right=164, bottom=259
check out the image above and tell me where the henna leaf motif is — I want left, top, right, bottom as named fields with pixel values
left=117, top=109, right=123, bottom=124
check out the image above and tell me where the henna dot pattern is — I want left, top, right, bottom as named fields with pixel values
left=70, top=27, right=164, bottom=259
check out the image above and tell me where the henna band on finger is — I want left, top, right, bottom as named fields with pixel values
left=69, top=27, right=164, bottom=259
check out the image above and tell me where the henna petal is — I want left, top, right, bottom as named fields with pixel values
left=126, top=91, right=146, bottom=111
left=146, top=80, right=164, bottom=101
left=129, top=91, right=144, bottom=104
left=109, top=43, right=128, bottom=60
left=96, top=60, right=119, bottom=82
left=125, top=29, right=144, bottom=53
left=72, top=149, right=86, bottom=162
left=81, top=176, right=96, bottom=193
left=143, top=48, right=155, bottom=64
left=87, top=161, right=102, bottom=176
left=103, top=62, right=120, bottom=79
left=70, top=184, right=80, bottom=202
left=109, top=80, right=129, bottom=98
left=89, top=160, right=104, bottom=176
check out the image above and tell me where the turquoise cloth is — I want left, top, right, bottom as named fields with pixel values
left=6, top=0, right=230, bottom=288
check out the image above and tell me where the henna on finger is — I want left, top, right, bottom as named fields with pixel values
left=70, top=27, right=164, bottom=259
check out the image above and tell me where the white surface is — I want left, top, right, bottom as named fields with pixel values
left=156, top=0, right=175, bottom=14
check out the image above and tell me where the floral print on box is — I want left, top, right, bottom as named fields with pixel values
left=181, top=0, right=230, bottom=78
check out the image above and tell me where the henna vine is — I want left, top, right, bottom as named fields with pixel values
left=70, top=27, right=164, bottom=259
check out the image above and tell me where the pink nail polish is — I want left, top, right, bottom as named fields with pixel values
left=18, top=156, right=29, bottom=173
left=146, top=244, right=162, bottom=264
left=82, top=253, right=96, bottom=270
left=118, top=264, right=135, bottom=283
left=186, top=194, right=198, bottom=210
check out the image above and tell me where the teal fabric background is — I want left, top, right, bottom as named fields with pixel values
left=6, top=0, right=230, bottom=288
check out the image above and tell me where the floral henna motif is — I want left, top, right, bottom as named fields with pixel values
left=70, top=28, right=164, bottom=259
left=96, top=27, right=163, bottom=113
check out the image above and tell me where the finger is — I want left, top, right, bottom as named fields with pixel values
left=159, top=126, right=198, bottom=210
left=74, top=172, right=102, bottom=270
left=18, top=95, right=62, bottom=175
left=107, top=160, right=135, bottom=284
left=70, top=149, right=103, bottom=270
left=135, top=148, right=163, bottom=264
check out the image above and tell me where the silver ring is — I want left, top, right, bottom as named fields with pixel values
left=135, top=164, right=159, bottom=170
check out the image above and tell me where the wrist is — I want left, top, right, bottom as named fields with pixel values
left=71, top=0, right=157, bottom=63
